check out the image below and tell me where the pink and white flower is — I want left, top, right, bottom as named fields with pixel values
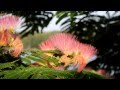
left=0, top=14, right=24, bottom=57
left=0, top=14, right=25, bottom=33
left=39, top=32, right=97, bottom=72
left=48, top=33, right=77, bottom=55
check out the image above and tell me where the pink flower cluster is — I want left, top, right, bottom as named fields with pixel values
left=0, top=14, right=24, bottom=33
left=0, top=14, right=24, bottom=57
left=39, top=33, right=97, bottom=72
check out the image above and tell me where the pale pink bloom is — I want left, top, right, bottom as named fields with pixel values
left=48, top=33, right=77, bottom=55
left=39, top=39, right=55, bottom=50
left=78, top=43, right=97, bottom=63
left=0, top=14, right=25, bottom=33
left=39, top=33, right=97, bottom=72
left=72, top=43, right=97, bottom=72
left=48, top=33, right=97, bottom=72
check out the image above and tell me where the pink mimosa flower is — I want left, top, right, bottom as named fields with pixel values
left=9, top=35, right=24, bottom=57
left=78, top=43, right=97, bottom=63
left=0, top=14, right=24, bottom=33
left=72, top=43, right=97, bottom=72
left=0, top=30, right=11, bottom=46
left=0, top=14, right=24, bottom=57
left=39, top=33, right=97, bottom=72
left=39, top=39, right=56, bottom=56
left=48, top=33, right=77, bottom=55
left=39, top=39, right=55, bottom=51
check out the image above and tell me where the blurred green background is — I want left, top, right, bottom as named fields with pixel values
left=22, top=31, right=59, bottom=49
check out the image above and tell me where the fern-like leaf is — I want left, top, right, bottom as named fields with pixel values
left=21, top=49, right=61, bottom=66
left=0, top=59, right=19, bottom=71
left=0, top=66, right=106, bottom=79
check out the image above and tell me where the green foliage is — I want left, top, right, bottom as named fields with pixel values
left=56, top=11, right=93, bottom=31
left=21, top=49, right=62, bottom=67
left=55, top=11, right=120, bottom=43
left=0, top=49, right=106, bottom=79
left=0, top=66, right=71, bottom=79
left=0, top=61, right=16, bottom=70
left=0, top=64, right=106, bottom=79
left=0, top=66, right=106, bottom=79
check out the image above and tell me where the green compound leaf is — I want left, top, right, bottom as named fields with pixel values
left=0, top=66, right=106, bottom=79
